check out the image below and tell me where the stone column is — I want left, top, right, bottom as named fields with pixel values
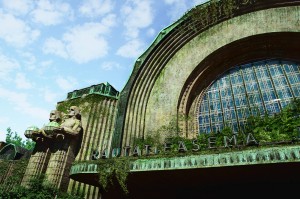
left=43, top=106, right=83, bottom=191
left=44, top=136, right=81, bottom=191
left=21, top=140, right=51, bottom=187
left=21, top=110, right=62, bottom=187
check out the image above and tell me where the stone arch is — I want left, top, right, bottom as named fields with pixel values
left=112, top=1, right=300, bottom=148
left=178, top=32, right=300, bottom=138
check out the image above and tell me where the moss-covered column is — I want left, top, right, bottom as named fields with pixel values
left=22, top=111, right=62, bottom=187
left=21, top=140, right=51, bottom=187
left=44, top=106, right=83, bottom=192
left=44, top=136, right=81, bottom=191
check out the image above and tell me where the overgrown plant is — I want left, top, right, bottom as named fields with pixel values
left=245, top=98, right=300, bottom=143
left=184, top=0, right=240, bottom=33
left=57, top=94, right=109, bottom=117
left=0, top=159, right=28, bottom=192
left=97, top=157, right=131, bottom=195
left=0, top=169, right=83, bottom=199
left=93, top=99, right=300, bottom=195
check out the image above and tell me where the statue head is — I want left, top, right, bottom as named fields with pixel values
left=49, top=110, right=61, bottom=123
left=67, top=106, right=81, bottom=119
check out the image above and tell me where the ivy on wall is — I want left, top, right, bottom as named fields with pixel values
left=181, top=0, right=258, bottom=34
left=97, top=158, right=131, bottom=194
left=245, top=98, right=300, bottom=143
left=74, top=99, right=300, bottom=195
left=0, top=159, right=28, bottom=192
left=57, top=94, right=111, bottom=118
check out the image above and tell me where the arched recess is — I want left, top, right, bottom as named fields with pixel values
left=111, top=2, right=300, bottom=149
left=178, top=32, right=300, bottom=138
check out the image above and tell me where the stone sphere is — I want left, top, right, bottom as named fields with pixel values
left=24, top=126, right=39, bottom=139
left=44, top=121, right=60, bottom=136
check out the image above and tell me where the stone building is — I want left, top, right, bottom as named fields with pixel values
left=19, top=0, right=300, bottom=198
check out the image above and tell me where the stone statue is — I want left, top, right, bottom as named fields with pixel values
left=22, top=109, right=61, bottom=187
left=25, top=110, right=62, bottom=141
left=22, top=106, right=83, bottom=191
left=55, top=106, right=82, bottom=139
left=44, top=106, right=83, bottom=191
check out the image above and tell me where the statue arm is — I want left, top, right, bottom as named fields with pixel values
left=61, top=120, right=81, bottom=136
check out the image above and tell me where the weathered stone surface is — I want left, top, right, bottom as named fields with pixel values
left=145, top=6, right=300, bottom=139
left=70, top=145, right=300, bottom=176
left=114, top=3, right=300, bottom=146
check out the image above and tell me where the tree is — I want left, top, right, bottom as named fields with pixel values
left=5, top=127, right=35, bottom=150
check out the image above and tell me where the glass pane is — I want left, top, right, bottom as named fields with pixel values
left=198, top=59, right=300, bottom=135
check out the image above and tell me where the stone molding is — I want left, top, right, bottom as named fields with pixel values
left=70, top=145, right=300, bottom=176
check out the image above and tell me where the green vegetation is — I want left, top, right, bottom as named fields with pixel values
left=0, top=159, right=28, bottom=192
left=245, top=98, right=300, bottom=143
left=5, top=127, right=35, bottom=150
left=0, top=174, right=83, bottom=199
left=97, top=158, right=131, bottom=195
left=57, top=94, right=110, bottom=118
left=184, top=0, right=237, bottom=32
left=86, top=99, right=300, bottom=195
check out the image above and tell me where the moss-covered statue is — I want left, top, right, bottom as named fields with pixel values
left=55, top=106, right=82, bottom=139
left=25, top=106, right=82, bottom=141
left=43, top=106, right=83, bottom=191
left=24, top=110, right=62, bottom=141
left=22, top=106, right=83, bottom=191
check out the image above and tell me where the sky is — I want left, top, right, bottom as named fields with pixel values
left=0, top=0, right=208, bottom=142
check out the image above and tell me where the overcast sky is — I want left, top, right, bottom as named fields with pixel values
left=0, top=0, right=208, bottom=142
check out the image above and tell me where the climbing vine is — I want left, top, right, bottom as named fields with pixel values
left=0, top=159, right=28, bottom=192
left=181, top=0, right=258, bottom=34
left=56, top=94, right=111, bottom=118
left=75, top=97, right=300, bottom=195
left=245, top=98, right=300, bottom=143
left=97, top=157, right=132, bottom=194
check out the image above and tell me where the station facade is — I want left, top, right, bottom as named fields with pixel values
left=3, top=0, right=300, bottom=198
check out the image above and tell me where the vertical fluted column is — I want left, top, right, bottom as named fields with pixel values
left=44, top=135, right=80, bottom=192
left=21, top=140, right=51, bottom=187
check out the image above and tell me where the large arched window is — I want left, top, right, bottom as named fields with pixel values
left=198, top=59, right=300, bottom=134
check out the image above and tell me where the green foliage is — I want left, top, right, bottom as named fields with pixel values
left=133, top=131, right=161, bottom=150
left=97, top=158, right=131, bottom=195
left=184, top=0, right=240, bottom=33
left=210, top=126, right=231, bottom=146
left=0, top=175, right=83, bottom=199
left=156, top=117, right=179, bottom=139
left=57, top=94, right=107, bottom=116
left=196, top=133, right=209, bottom=149
left=92, top=99, right=300, bottom=195
left=223, top=0, right=236, bottom=18
left=245, top=98, right=300, bottom=143
left=5, top=128, right=35, bottom=150
left=0, top=160, right=29, bottom=194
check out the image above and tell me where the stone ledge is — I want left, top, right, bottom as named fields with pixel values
left=70, top=145, right=300, bottom=175
left=131, top=145, right=300, bottom=172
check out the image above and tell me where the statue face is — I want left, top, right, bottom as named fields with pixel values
left=68, top=106, right=76, bottom=117
left=49, top=110, right=57, bottom=121
left=66, top=106, right=81, bottom=119
left=49, top=110, right=61, bottom=122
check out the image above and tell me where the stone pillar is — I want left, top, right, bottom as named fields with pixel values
left=44, top=136, right=80, bottom=191
left=43, top=106, right=83, bottom=191
left=21, top=140, right=51, bottom=187
left=22, top=110, right=62, bottom=187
